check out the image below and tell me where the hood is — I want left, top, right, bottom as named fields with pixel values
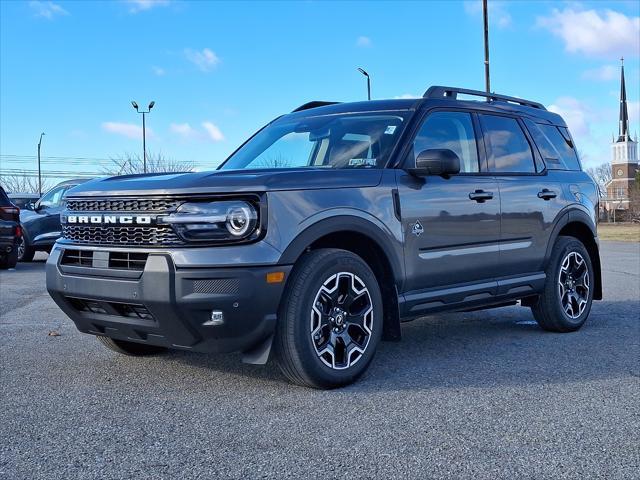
left=64, top=168, right=384, bottom=197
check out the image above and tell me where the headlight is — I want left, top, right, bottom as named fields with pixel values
left=159, top=200, right=259, bottom=243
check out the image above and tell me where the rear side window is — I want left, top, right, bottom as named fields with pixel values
left=525, top=120, right=581, bottom=171
left=479, top=114, right=536, bottom=173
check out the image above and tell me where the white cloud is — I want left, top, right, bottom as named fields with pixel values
left=102, top=122, right=152, bottom=140
left=126, top=0, right=170, bottom=13
left=184, top=48, right=220, bottom=72
left=547, top=97, right=593, bottom=138
left=464, top=1, right=512, bottom=28
left=582, top=65, right=617, bottom=82
left=29, top=1, right=69, bottom=19
left=152, top=66, right=166, bottom=76
left=202, top=122, right=224, bottom=142
left=536, top=7, right=640, bottom=58
left=356, top=36, right=372, bottom=47
left=394, top=93, right=419, bottom=99
left=170, top=122, right=197, bottom=138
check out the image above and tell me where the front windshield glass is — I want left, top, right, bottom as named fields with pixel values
left=219, top=112, right=408, bottom=170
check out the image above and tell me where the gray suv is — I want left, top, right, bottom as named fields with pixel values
left=46, top=86, right=602, bottom=388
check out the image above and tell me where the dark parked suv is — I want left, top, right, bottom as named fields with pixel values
left=0, top=186, right=21, bottom=269
left=19, top=179, right=90, bottom=262
left=46, top=87, right=602, bottom=388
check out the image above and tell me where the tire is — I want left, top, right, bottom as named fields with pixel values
left=0, top=249, right=18, bottom=269
left=96, top=336, right=167, bottom=356
left=18, top=236, right=35, bottom=262
left=275, top=249, right=383, bottom=389
left=531, top=236, right=594, bottom=332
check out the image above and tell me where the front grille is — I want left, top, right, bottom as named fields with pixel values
left=63, top=196, right=184, bottom=247
left=61, top=249, right=149, bottom=270
left=61, top=249, right=93, bottom=267
left=109, top=251, right=149, bottom=270
left=66, top=198, right=182, bottom=212
left=62, top=225, right=184, bottom=246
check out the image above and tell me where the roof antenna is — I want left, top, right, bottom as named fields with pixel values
left=483, top=0, right=491, bottom=95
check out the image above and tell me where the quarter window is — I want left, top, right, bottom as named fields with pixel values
left=525, top=120, right=581, bottom=171
left=480, top=114, right=536, bottom=173
left=412, top=111, right=479, bottom=173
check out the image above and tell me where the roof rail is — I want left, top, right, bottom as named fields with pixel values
left=292, top=101, right=341, bottom=113
left=423, top=86, right=546, bottom=110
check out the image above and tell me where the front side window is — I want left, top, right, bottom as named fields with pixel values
left=480, top=114, right=535, bottom=173
left=220, top=113, right=408, bottom=171
left=412, top=111, right=479, bottom=173
left=38, top=186, right=65, bottom=209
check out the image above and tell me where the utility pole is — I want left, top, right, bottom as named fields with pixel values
left=37, top=132, right=45, bottom=196
left=483, top=0, right=491, bottom=94
left=357, top=68, right=371, bottom=101
left=131, top=101, right=155, bottom=173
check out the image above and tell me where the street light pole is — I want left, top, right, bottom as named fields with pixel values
left=357, top=68, right=371, bottom=101
left=483, top=0, right=491, bottom=94
left=131, top=100, right=155, bottom=173
left=37, top=132, right=45, bottom=196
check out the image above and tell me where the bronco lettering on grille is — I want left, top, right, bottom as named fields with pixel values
left=65, top=215, right=153, bottom=225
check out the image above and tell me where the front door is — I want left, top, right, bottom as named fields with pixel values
left=397, top=110, right=501, bottom=295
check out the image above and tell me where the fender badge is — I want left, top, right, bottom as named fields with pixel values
left=412, top=220, right=424, bottom=237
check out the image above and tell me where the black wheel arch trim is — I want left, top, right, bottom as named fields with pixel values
left=545, top=207, right=602, bottom=300
left=279, top=215, right=404, bottom=287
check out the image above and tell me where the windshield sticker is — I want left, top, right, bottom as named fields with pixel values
left=384, top=126, right=397, bottom=135
left=348, top=158, right=377, bottom=167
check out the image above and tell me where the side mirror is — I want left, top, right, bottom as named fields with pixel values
left=409, top=149, right=461, bottom=178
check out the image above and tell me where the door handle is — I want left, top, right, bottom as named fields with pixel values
left=469, top=190, right=494, bottom=202
left=537, top=189, right=557, bottom=200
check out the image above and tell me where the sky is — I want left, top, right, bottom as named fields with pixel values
left=1, top=0, right=639, bottom=182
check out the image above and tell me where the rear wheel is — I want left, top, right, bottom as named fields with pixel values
left=97, top=336, right=167, bottom=356
left=275, top=249, right=383, bottom=389
left=17, top=236, right=35, bottom=262
left=531, top=236, right=594, bottom=332
left=0, top=251, right=18, bottom=269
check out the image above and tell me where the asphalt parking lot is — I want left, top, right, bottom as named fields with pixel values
left=1, top=242, right=638, bottom=479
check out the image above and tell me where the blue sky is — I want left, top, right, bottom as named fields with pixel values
left=1, top=0, right=639, bottom=181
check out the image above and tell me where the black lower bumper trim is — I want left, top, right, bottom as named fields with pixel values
left=46, top=248, right=292, bottom=354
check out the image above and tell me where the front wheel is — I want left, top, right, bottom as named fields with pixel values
left=531, top=236, right=594, bottom=332
left=275, top=249, right=383, bottom=389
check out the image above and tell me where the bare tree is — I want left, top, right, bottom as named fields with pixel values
left=629, top=170, right=640, bottom=222
left=585, top=162, right=612, bottom=198
left=105, top=152, right=195, bottom=176
left=0, top=172, right=52, bottom=194
left=252, top=153, right=294, bottom=169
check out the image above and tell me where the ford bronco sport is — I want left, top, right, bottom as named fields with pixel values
left=46, top=86, right=602, bottom=388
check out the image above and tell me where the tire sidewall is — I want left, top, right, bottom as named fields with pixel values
left=547, top=238, right=594, bottom=328
left=285, top=251, right=383, bottom=387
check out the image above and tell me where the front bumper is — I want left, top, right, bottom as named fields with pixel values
left=46, top=246, right=292, bottom=355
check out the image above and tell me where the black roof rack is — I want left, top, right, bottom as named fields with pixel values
left=423, top=86, right=546, bottom=110
left=292, top=101, right=341, bottom=113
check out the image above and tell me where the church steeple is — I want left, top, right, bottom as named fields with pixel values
left=618, top=57, right=629, bottom=143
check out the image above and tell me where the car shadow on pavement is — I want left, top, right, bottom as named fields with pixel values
left=161, top=299, right=639, bottom=391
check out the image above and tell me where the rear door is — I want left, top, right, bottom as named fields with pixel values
left=397, top=110, right=501, bottom=294
left=478, top=113, right=566, bottom=277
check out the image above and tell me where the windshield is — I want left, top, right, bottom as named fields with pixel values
left=219, top=112, right=408, bottom=171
